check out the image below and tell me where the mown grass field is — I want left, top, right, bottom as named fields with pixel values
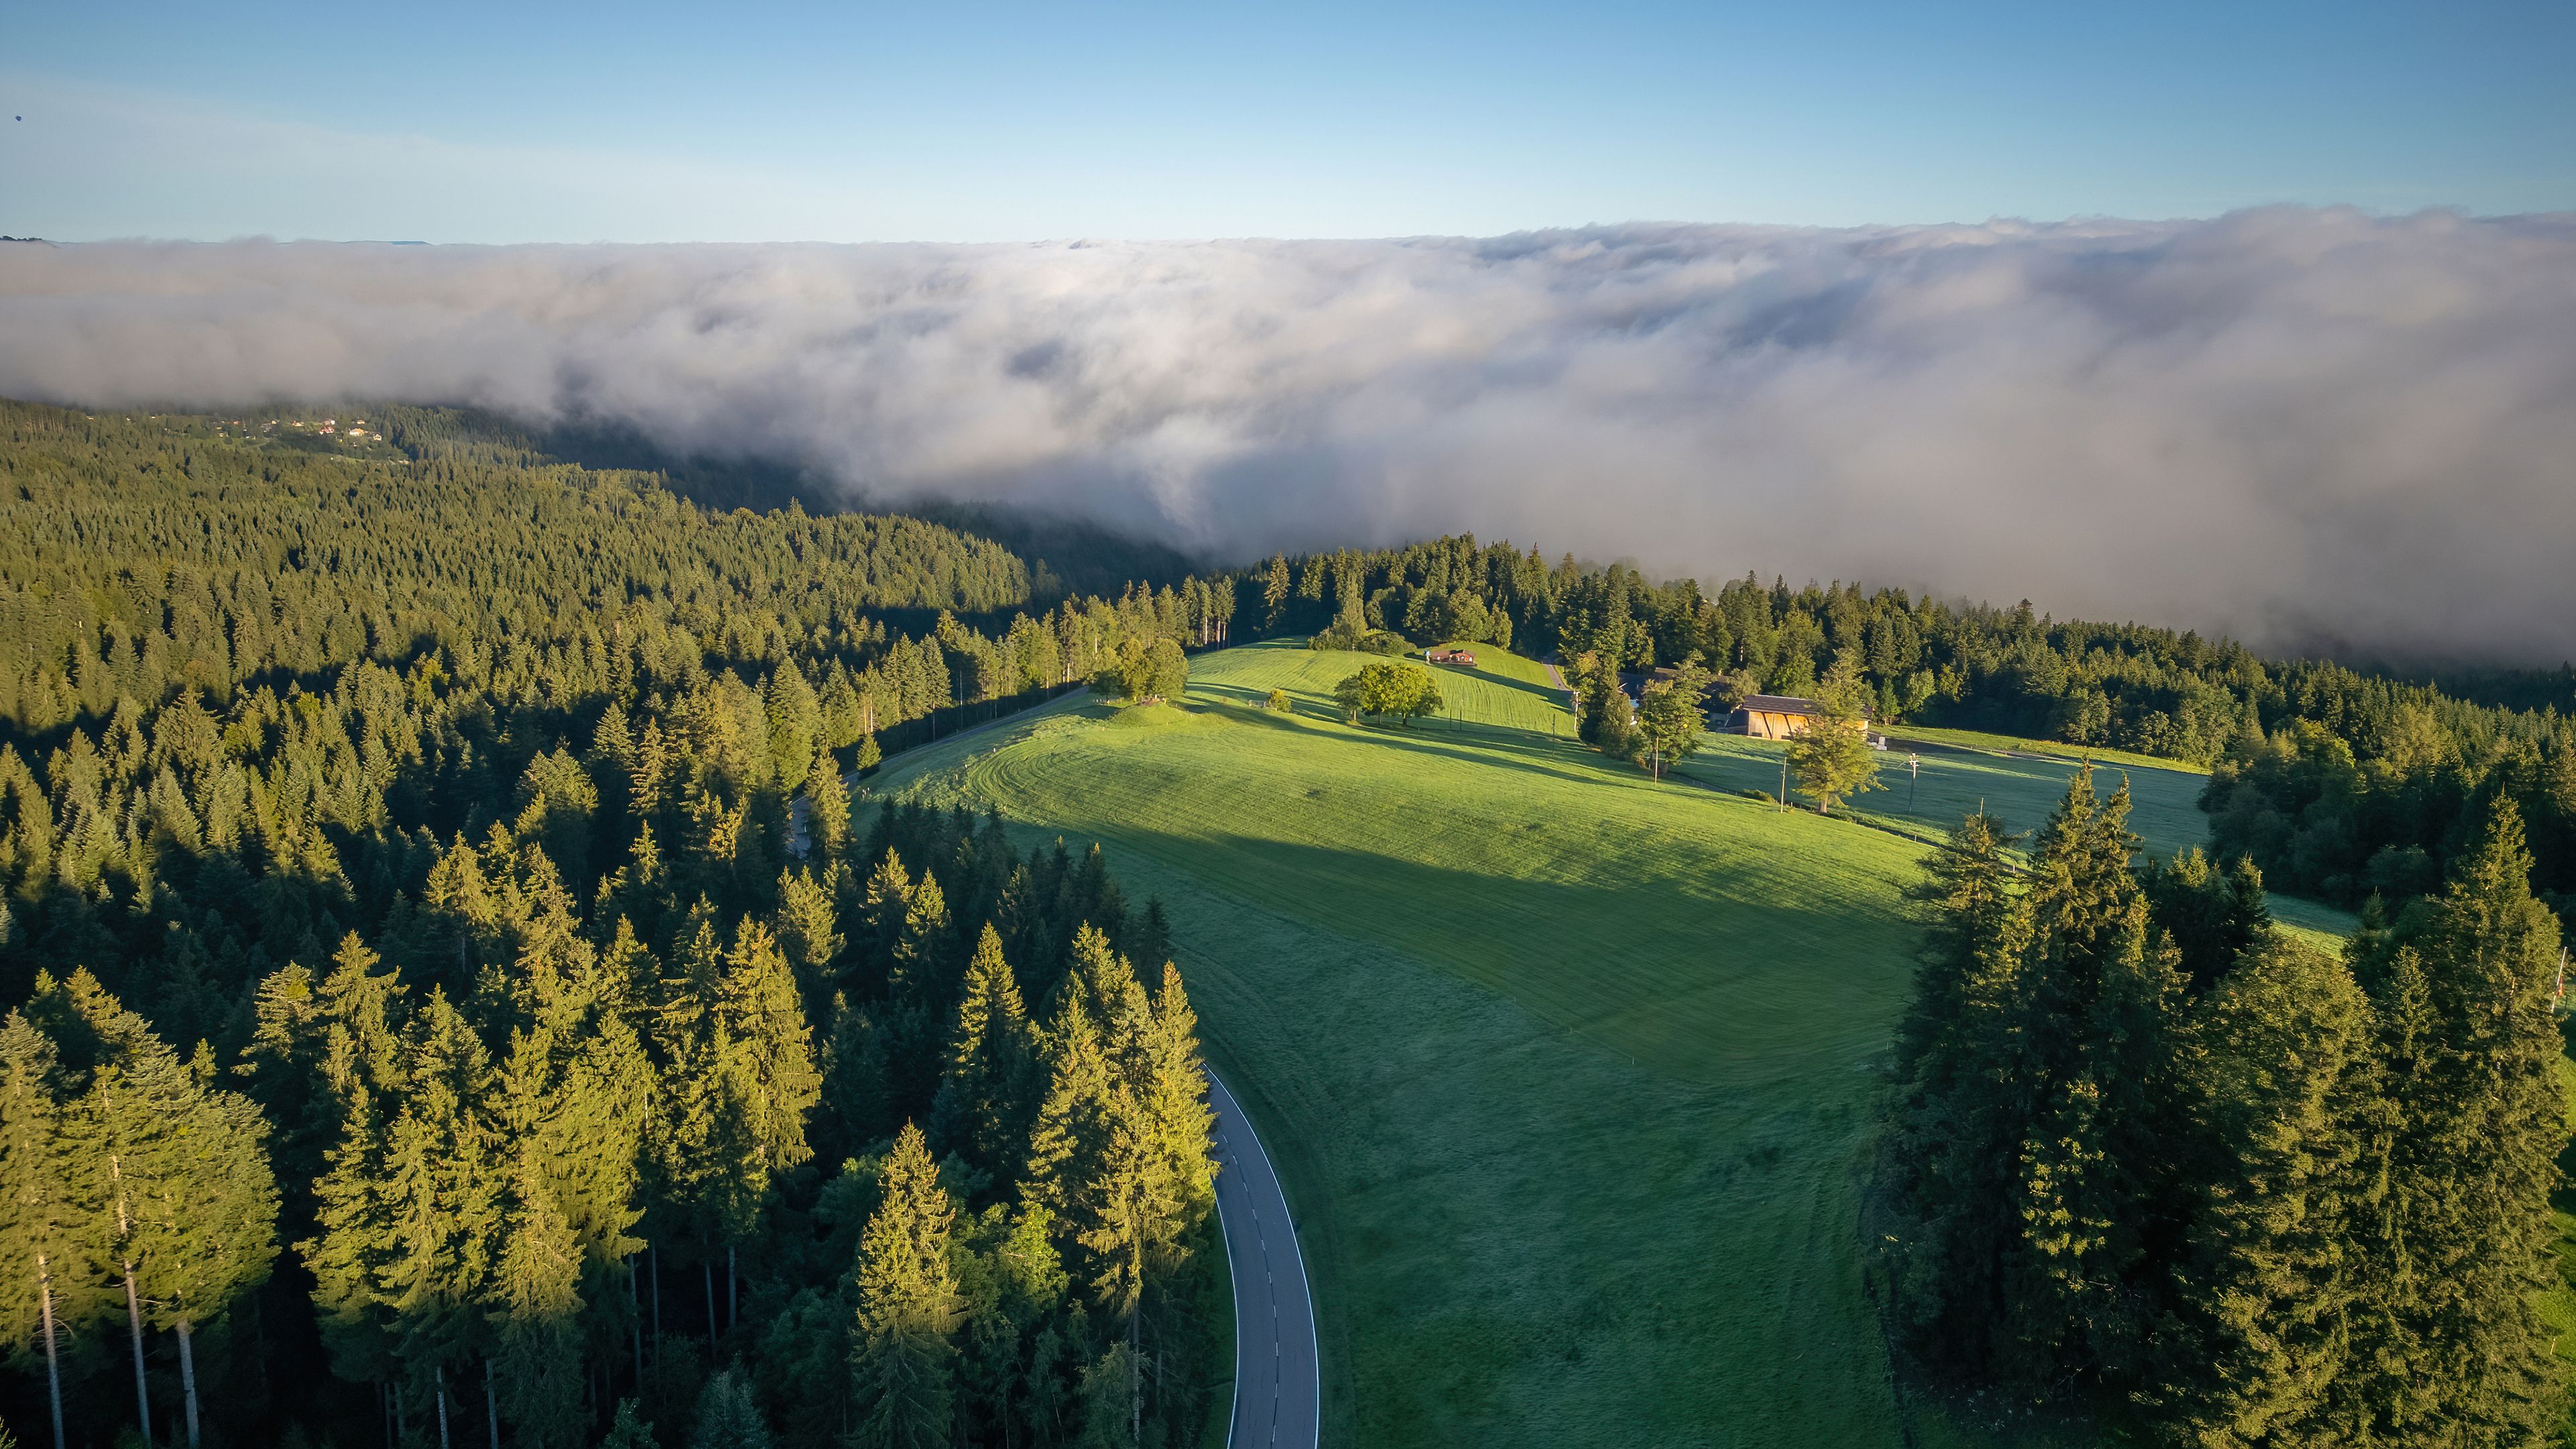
left=1667, top=733, right=2359, bottom=955
left=869, top=641, right=2353, bottom=1447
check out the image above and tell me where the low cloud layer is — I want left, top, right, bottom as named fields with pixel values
left=3, top=211, right=2571, bottom=662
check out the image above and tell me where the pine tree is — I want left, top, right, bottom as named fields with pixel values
left=932, top=924, right=1037, bottom=1181
left=714, top=918, right=821, bottom=1224
left=1023, top=989, right=1113, bottom=1229
left=2162, top=938, right=2381, bottom=1447
left=599, top=1399, right=655, bottom=1449
left=850, top=1124, right=959, bottom=1449
left=689, top=1367, right=775, bottom=1449
left=380, top=990, right=503, bottom=1438
left=2351, top=802, right=2568, bottom=1443
left=139, top=1067, right=278, bottom=1449
left=806, top=743, right=852, bottom=861
left=857, top=850, right=914, bottom=996
left=0, top=1010, right=90, bottom=1449
left=890, top=871, right=957, bottom=1011
left=489, top=1153, right=586, bottom=1449
left=1140, top=963, right=1217, bottom=1233
left=55, top=969, right=203, bottom=1448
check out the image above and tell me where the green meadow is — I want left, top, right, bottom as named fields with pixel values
left=871, top=640, right=2346, bottom=1447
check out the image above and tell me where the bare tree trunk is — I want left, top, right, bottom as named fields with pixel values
left=484, top=1358, right=499, bottom=1448
left=38, top=1254, right=65, bottom=1449
left=727, top=1245, right=737, bottom=1333
left=702, top=1257, right=716, bottom=1342
left=395, top=1381, right=407, bottom=1446
left=629, top=1254, right=645, bottom=1388
left=176, top=1317, right=201, bottom=1448
left=435, top=1364, right=451, bottom=1449
left=122, top=1257, right=154, bottom=1448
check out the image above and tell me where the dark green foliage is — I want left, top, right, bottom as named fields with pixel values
left=0, top=403, right=1228, bottom=1446
left=1879, top=782, right=2571, bottom=1444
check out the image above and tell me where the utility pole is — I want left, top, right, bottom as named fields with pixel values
left=1778, top=743, right=1788, bottom=813
left=1907, top=753, right=1920, bottom=816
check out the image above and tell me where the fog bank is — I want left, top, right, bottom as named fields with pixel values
left=3, top=211, right=2571, bottom=661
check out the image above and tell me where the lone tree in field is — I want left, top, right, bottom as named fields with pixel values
left=1786, top=657, right=1879, bottom=813
left=1636, top=659, right=1711, bottom=778
left=1332, top=662, right=1442, bottom=727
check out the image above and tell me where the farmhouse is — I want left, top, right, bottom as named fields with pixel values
left=1426, top=647, right=1477, bottom=666
left=1729, top=693, right=1870, bottom=739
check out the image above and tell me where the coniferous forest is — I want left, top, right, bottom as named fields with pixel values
left=0, top=402, right=1231, bottom=1447
left=1874, top=779, right=2568, bottom=1444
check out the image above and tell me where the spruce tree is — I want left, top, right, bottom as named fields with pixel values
left=489, top=1153, right=586, bottom=1449
left=2163, top=938, right=2381, bottom=1447
left=808, top=741, right=853, bottom=861
left=932, top=924, right=1037, bottom=1181
left=56, top=969, right=202, bottom=1448
left=140, top=1072, right=279, bottom=1448
left=2355, top=803, right=2568, bottom=1443
left=380, top=990, right=503, bottom=1438
left=689, top=1367, right=775, bottom=1449
left=850, top=1124, right=960, bottom=1449
left=0, top=1010, right=89, bottom=1449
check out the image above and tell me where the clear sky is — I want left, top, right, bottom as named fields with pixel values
left=3, top=0, right=2569, bottom=242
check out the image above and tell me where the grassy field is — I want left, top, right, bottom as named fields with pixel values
left=867, top=641, right=2349, bottom=1446
left=1667, top=733, right=2359, bottom=955
left=1886, top=724, right=2212, bottom=776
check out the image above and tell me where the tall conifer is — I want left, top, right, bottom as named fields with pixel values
left=850, top=1124, right=960, bottom=1449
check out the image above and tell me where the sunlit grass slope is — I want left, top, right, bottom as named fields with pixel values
left=875, top=641, right=1977, bottom=1448
left=1668, top=735, right=2358, bottom=954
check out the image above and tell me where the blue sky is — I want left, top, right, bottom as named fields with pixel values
left=3, top=0, right=2569, bottom=241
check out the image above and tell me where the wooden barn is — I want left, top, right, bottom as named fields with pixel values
left=1729, top=693, right=1869, bottom=739
left=1425, top=647, right=1477, bottom=666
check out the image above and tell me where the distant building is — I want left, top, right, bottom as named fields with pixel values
left=1729, top=694, right=1871, bottom=740
left=1426, top=648, right=1477, bottom=666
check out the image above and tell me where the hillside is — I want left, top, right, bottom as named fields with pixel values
left=878, top=641, right=1984, bottom=1446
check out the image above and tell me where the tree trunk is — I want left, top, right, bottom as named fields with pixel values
left=484, top=1358, right=499, bottom=1449
left=435, top=1364, right=451, bottom=1449
left=396, top=1381, right=407, bottom=1447
left=727, top=1245, right=737, bottom=1333
left=122, top=1257, right=154, bottom=1448
left=1130, top=1298, right=1141, bottom=1446
left=176, top=1317, right=201, bottom=1448
left=651, top=1245, right=662, bottom=1361
left=38, top=1254, right=64, bottom=1449
left=629, top=1254, right=645, bottom=1388
left=702, top=1257, right=716, bottom=1342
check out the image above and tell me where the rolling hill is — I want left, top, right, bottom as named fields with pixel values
left=870, top=640, right=2345, bottom=1447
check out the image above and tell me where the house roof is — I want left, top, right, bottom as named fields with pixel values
left=1738, top=694, right=1824, bottom=715
left=1737, top=693, right=1876, bottom=721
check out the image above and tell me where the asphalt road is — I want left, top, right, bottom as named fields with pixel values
left=1207, top=1067, right=1321, bottom=1449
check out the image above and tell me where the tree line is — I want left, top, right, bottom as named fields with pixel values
left=1875, top=775, right=2568, bottom=1445
left=1230, top=537, right=2576, bottom=923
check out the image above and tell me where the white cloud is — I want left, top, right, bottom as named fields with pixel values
left=2, top=209, right=2571, bottom=661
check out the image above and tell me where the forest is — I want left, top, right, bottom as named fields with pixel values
left=1875, top=777, right=2567, bottom=1445
left=0, top=402, right=1232, bottom=1447
left=3, top=397, right=2573, bottom=1445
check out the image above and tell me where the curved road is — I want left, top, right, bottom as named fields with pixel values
left=1207, top=1067, right=1321, bottom=1449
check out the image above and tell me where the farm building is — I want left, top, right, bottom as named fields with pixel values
left=1729, top=694, right=1870, bottom=740
left=1426, top=647, right=1478, bottom=666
